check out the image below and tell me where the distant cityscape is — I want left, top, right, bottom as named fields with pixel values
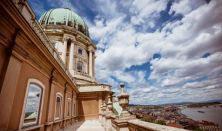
left=129, top=101, right=222, bottom=131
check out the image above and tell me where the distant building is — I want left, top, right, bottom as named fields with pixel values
left=167, top=123, right=184, bottom=129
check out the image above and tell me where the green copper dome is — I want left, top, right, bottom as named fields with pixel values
left=39, top=8, right=89, bottom=37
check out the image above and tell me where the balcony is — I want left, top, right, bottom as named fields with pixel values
left=61, top=119, right=188, bottom=131
left=62, top=120, right=105, bottom=131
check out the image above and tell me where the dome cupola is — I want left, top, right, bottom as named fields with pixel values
left=39, top=8, right=89, bottom=37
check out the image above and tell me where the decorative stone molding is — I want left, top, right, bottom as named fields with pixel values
left=70, top=37, right=76, bottom=42
left=106, top=94, right=113, bottom=117
left=87, top=45, right=95, bottom=52
left=102, top=101, right=107, bottom=126
left=78, top=84, right=111, bottom=92
left=63, top=37, right=70, bottom=42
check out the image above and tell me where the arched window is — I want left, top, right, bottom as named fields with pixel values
left=20, top=79, right=44, bottom=128
left=55, top=93, right=63, bottom=120
left=77, top=61, right=83, bottom=72
left=66, top=98, right=72, bottom=117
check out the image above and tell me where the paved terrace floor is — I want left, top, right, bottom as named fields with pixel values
left=62, top=120, right=105, bottom=131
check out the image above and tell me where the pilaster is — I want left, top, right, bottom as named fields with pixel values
left=69, top=40, right=74, bottom=76
left=62, top=38, right=68, bottom=63
left=0, top=55, right=22, bottom=130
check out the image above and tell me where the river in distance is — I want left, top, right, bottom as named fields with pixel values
left=181, top=105, right=222, bottom=130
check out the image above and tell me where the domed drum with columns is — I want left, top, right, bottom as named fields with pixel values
left=39, top=8, right=96, bottom=84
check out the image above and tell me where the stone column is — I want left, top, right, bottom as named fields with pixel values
left=62, top=38, right=68, bottom=63
left=88, top=49, right=93, bottom=77
left=93, top=55, right=96, bottom=77
left=69, top=41, right=74, bottom=76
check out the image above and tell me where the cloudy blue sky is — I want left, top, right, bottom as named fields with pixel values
left=29, top=0, right=222, bottom=105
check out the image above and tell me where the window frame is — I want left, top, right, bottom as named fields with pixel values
left=72, top=96, right=76, bottom=117
left=78, top=48, right=83, bottom=55
left=19, top=79, right=45, bottom=129
left=54, top=92, right=63, bottom=120
left=66, top=98, right=72, bottom=117
left=77, top=61, right=83, bottom=72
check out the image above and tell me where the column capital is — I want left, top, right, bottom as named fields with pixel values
left=88, top=46, right=95, bottom=52
left=70, top=37, right=76, bottom=42
left=63, top=37, right=70, bottom=41
left=63, top=38, right=68, bottom=42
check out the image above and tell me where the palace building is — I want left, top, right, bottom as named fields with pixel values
left=0, top=0, right=188, bottom=131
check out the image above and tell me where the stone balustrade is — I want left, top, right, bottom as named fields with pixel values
left=107, top=83, right=189, bottom=131
left=128, top=119, right=188, bottom=131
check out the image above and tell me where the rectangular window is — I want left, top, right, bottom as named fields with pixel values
left=23, top=83, right=42, bottom=126
left=72, top=102, right=76, bottom=117
left=77, top=61, right=83, bottom=72
left=66, top=98, right=72, bottom=117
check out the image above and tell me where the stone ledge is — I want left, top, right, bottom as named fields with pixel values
left=78, top=84, right=111, bottom=92
left=128, top=119, right=188, bottom=131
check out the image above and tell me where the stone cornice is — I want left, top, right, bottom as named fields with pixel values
left=78, top=83, right=112, bottom=93
left=88, top=45, right=96, bottom=52
left=43, top=25, right=97, bottom=49
left=43, top=25, right=91, bottom=42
